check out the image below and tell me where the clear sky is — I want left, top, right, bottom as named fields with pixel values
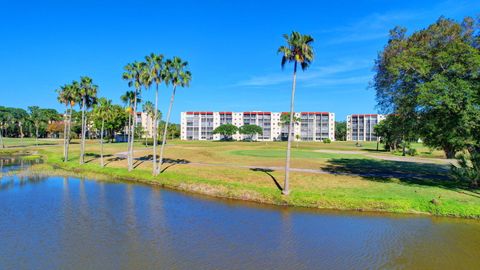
left=1, top=0, right=478, bottom=123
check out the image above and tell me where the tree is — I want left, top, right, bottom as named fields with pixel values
left=374, top=115, right=403, bottom=152
left=167, top=124, right=179, bottom=140
left=280, top=112, right=300, bottom=126
left=92, top=98, right=112, bottom=167
left=158, top=57, right=192, bottom=174
left=28, top=106, right=46, bottom=146
left=278, top=31, right=314, bottom=195
left=373, top=17, right=480, bottom=158
left=123, top=62, right=146, bottom=171
left=57, top=82, right=77, bottom=162
left=451, top=149, right=480, bottom=188
left=145, top=53, right=164, bottom=175
left=335, top=121, right=346, bottom=141
left=213, top=124, right=238, bottom=140
left=78, top=76, right=98, bottom=164
left=239, top=124, right=263, bottom=141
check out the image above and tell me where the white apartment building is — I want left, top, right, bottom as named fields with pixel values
left=346, top=114, right=386, bottom=142
left=135, top=112, right=156, bottom=138
left=181, top=111, right=335, bottom=141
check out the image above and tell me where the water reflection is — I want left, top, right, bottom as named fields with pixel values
left=0, top=158, right=479, bottom=269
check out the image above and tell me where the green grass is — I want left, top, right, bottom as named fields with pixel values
left=2, top=139, right=479, bottom=219
left=230, top=149, right=367, bottom=159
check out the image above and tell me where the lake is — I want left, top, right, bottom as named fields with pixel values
left=1, top=157, right=479, bottom=269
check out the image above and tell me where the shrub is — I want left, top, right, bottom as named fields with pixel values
left=451, top=150, right=480, bottom=188
left=322, top=138, right=331, bottom=144
left=406, top=147, right=417, bottom=156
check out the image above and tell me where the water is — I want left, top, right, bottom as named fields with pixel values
left=1, top=158, right=479, bottom=269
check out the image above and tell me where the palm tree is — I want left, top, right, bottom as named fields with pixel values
left=65, top=81, right=80, bottom=161
left=93, top=98, right=112, bottom=167
left=145, top=53, right=164, bottom=175
left=158, top=57, right=192, bottom=174
left=278, top=31, right=314, bottom=195
left=78, top=76, right=98, bottom=165
left=122, top=62, right=145, bottom=171
left=142, top=101, right=154, bottom=146
left=56, top=83, right=76, bottom=162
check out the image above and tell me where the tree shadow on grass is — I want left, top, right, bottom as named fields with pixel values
left=85, top=153, right=113, bottom=164
left=323, top=158, right=472, bottom=191
left=250, top=168, right=283, bottom=191
left=160, top=158, right=190, bottom=173
left=105, top=156, right=125, bottom=166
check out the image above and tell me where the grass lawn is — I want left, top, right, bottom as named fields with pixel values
left=2, top=138, right=479, bottom=218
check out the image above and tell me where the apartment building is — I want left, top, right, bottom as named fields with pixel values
left=181, top=111, right=335, bottom=141
left=346, top=114, right=386, bottom=141
left=135, top=112, right=156, bottom=138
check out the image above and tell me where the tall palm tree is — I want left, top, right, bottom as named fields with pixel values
left=93, top=98, right=112, bottom=167
left=122, top=62, right=145, bottom=171
left=65, top=81, right=80, bottom=161
left=57, top=84, right=69, bottom=161
left=145, top=53, right=164, bottom=175
left=158, top=57, right=192, bottom=174
left=78, top=76, right=98, bottom=165
left=278, top=31, right=314, bottom=195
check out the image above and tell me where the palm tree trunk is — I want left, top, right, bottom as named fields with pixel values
left=153, top=84, right=159, bottom=175
left=0, top=128, right=4, bottom=148
left=65, top=105, right=73, bottom=161
left=80, top=96, right=86, bottom=164
left=19, top=122, right=24, bottom=146
left=129, top=90, right=138, bottom=171
left=63, top=106, right=68, bottom=162
left=100, top=119, right=104, bottom=167
left=126, top=108, right=132, bottom=169
left=283, top=61, right=297, bottom=195
left=35, top=125, right=39, bottom=146
left=158, top=84, right=176, bottom=174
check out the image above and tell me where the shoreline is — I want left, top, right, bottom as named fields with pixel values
left=2, top=148, right=480, bottom=219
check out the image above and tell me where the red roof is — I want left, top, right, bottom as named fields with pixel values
left=243, top=112, right=271, bottom=115
left=186, top=111, right=213, bottom=115
left=219, top=112, right=232, bottom=115
left=351, top=114, right=378, bottom=117
left=301, top=112, right=329, bottom=115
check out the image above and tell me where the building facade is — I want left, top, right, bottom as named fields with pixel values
left=181, top=111, right=335, bottom=141
left=346, top=114, right=386, bottom=142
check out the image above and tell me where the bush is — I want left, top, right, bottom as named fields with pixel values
left=322, top=138, right=332, bottom=144
left=451, top=150, right=480, bottom=188
left=406, top=147, right=417, bottom=156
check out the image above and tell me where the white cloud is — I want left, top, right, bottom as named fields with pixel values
left=234, top=59, right=372, bottom=87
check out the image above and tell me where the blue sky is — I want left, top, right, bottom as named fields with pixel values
left=1, top=0, right=478, bottom=122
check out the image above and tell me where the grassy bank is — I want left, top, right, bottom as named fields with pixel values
left=2, top=139, right=480, bottom=218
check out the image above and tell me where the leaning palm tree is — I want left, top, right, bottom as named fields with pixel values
left=158, top=57, right=192, bottom=174
left=278, top=31, right=314, bottom=195
left=93, top=98, right=112, bottom=167
left=122, top=62, right=145, bottom=171
left=145, top=53, right=164, bottom=175
left=78, top=76, right=98, bottom=165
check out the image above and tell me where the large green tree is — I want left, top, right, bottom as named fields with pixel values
left=335, top=121, right=346, bottom=141
left=278, top=31, right=314, bottom=195
left=213, top=124, right=238, bottom=140
left=239, top=124, right=263, bottom=141
left=374, top=17, right=480, bottom=158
